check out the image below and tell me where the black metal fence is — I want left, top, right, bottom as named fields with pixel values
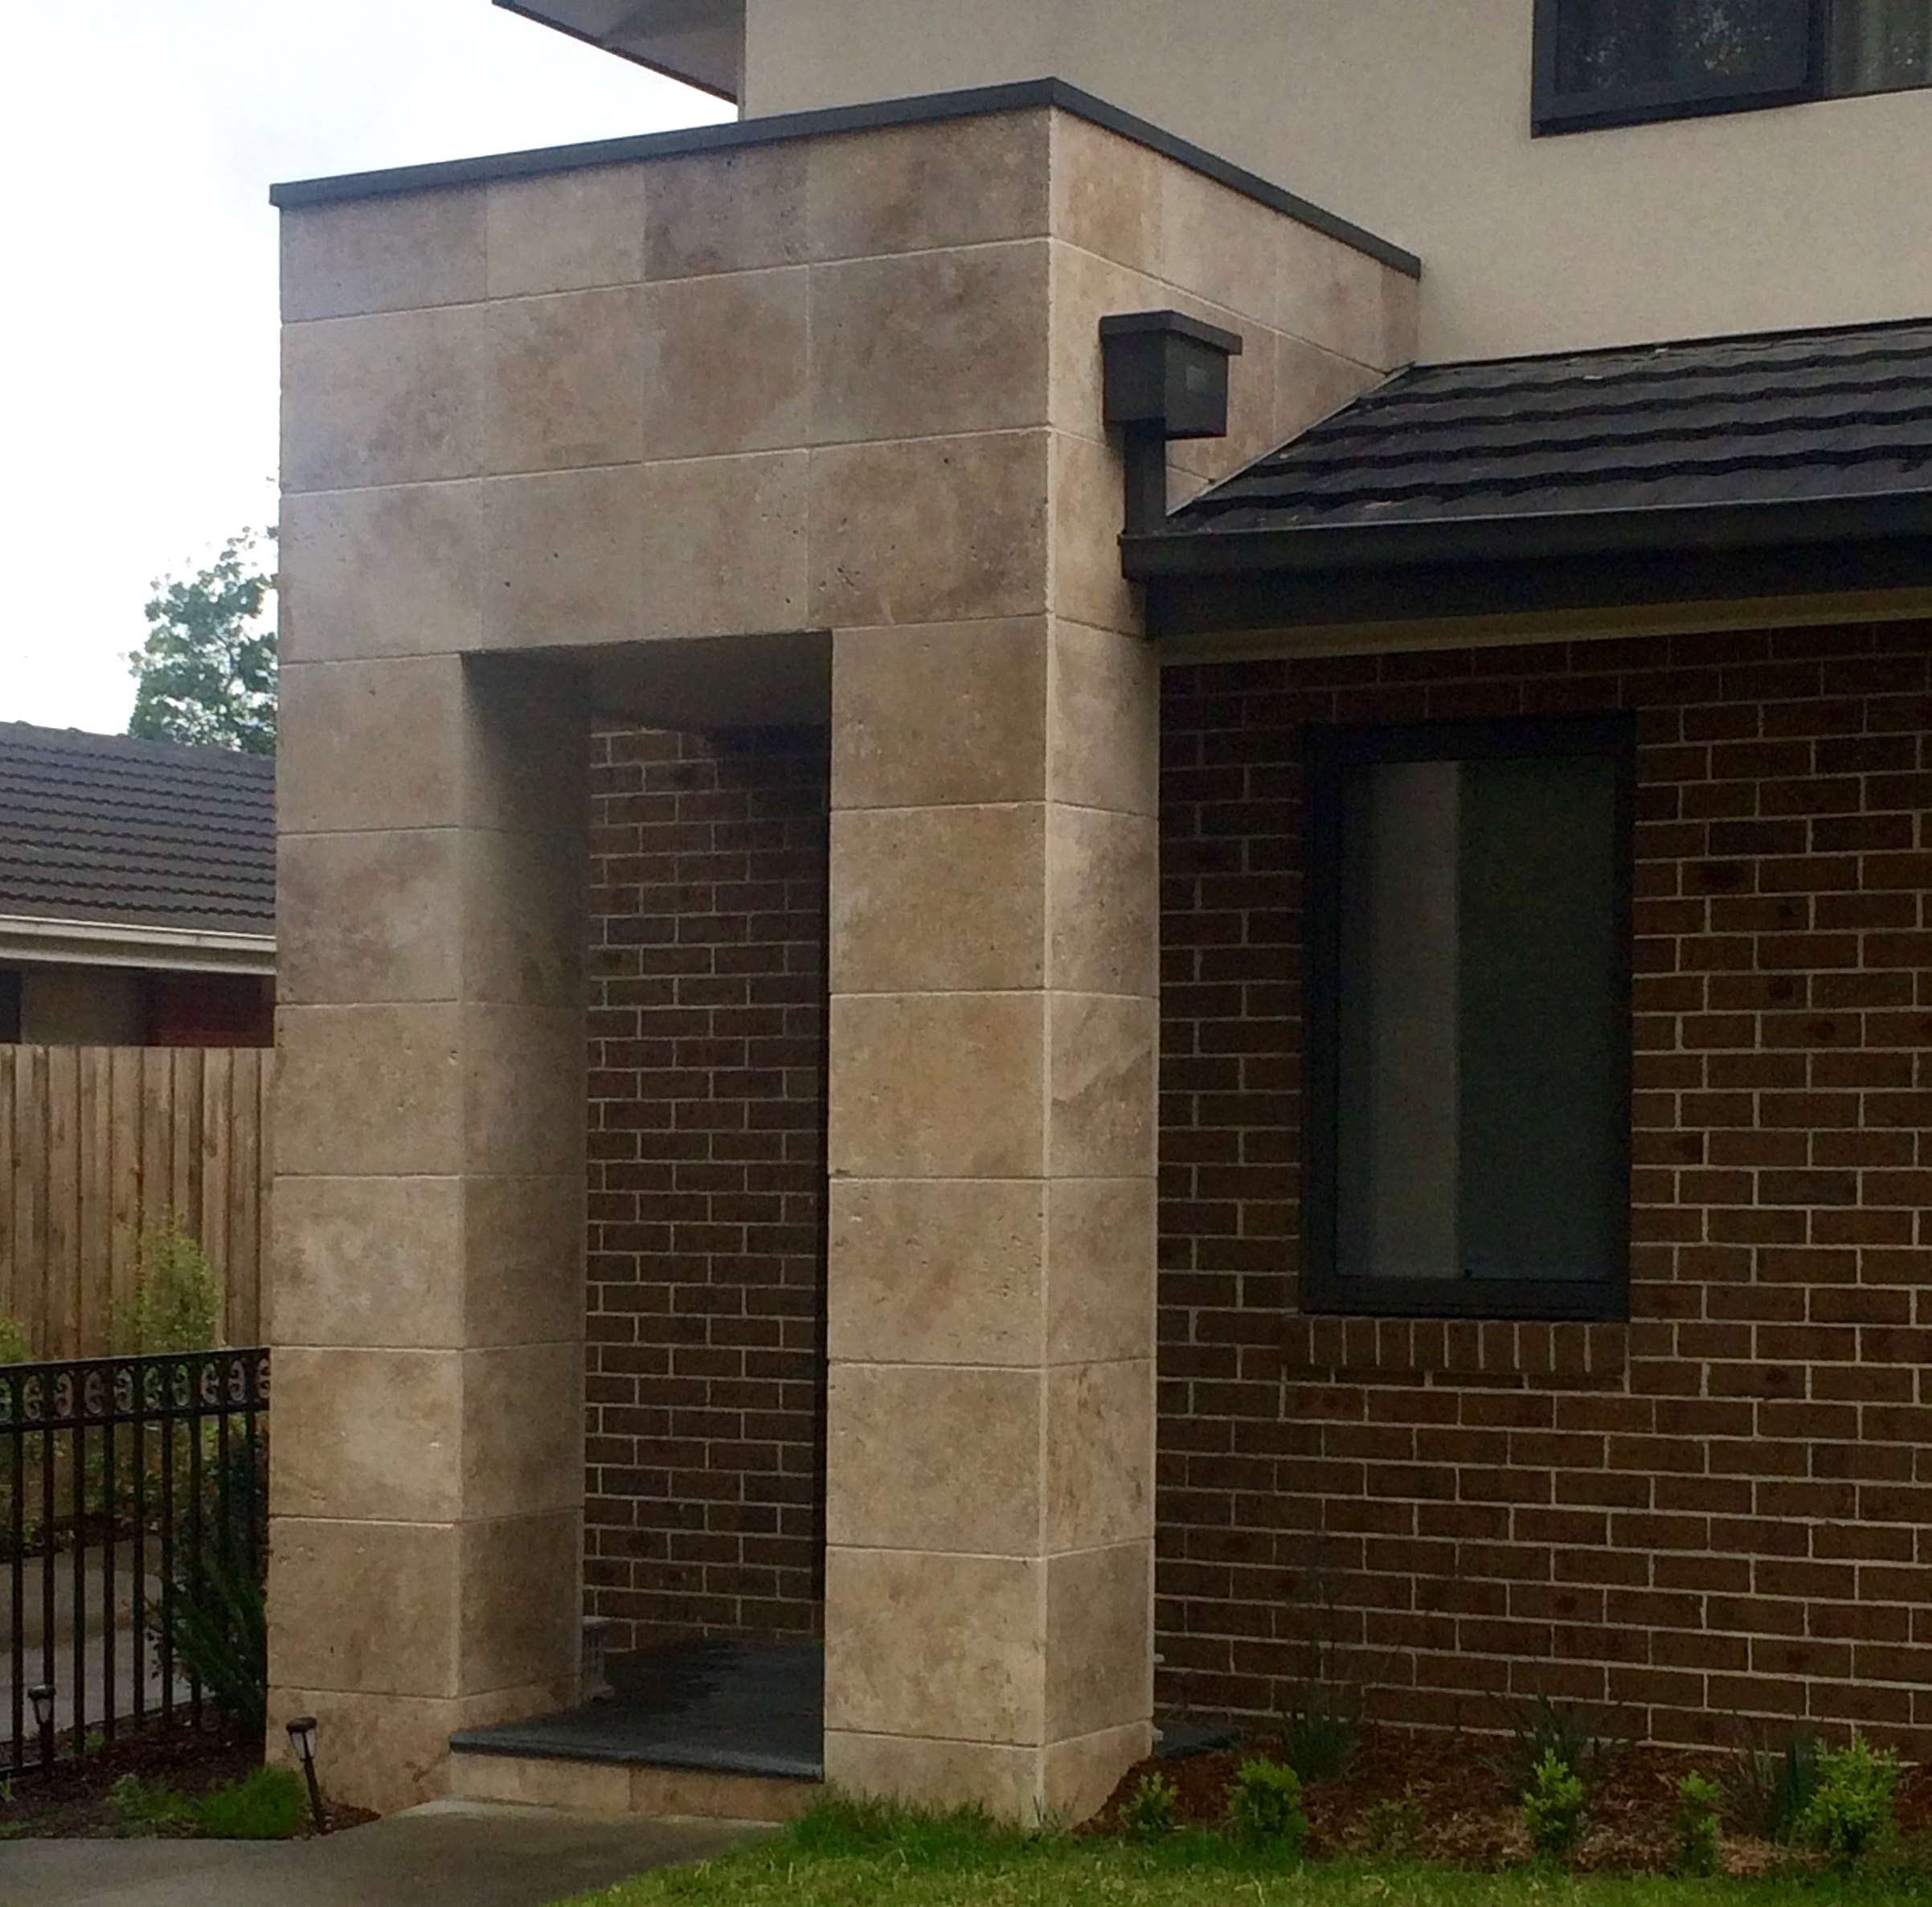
left=2, top=1348, right=269, bottom=1778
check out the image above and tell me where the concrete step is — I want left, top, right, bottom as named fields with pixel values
left=448, top=1748, right=820, bottom=1823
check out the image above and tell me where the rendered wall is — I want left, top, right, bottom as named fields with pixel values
left=1160, top=620, right=1932, bottom=1749
left=739, top=0, right=1932, bottom=360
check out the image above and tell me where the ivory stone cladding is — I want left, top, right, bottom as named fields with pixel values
left=274, top=100, right=1414, bottom=1816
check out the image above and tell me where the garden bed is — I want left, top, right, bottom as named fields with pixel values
left=1091, top=1725, right=1932, bottom=1875
left=0, top=1718, right=372, bottom=1839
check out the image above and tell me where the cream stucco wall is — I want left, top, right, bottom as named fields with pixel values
left=735, top=0, right=1932, bottom=360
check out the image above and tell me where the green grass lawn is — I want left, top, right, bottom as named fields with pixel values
left=551, top=1801, right=1932, bottom=1907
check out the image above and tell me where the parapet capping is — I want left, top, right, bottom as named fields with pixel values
left=267, top=76, right=1422, bottom=280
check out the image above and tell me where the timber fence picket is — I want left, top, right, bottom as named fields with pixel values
left=0, top=1048, right=272, bottom=1360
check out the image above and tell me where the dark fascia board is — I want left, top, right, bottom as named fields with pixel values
left=268, top=76, right=1420, bottom=279
left=490, top=0, right=738, bottom=101
left=1140, top=530, right=1932, bottom=639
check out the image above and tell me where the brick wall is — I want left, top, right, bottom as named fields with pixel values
left=1158, top=621, right=1932, bottom=1749
left=584, top=725, right=829, bottom=1648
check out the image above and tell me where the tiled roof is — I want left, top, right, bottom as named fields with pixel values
left=0, top=723, right=274, bottom=935
left=1171, top=317, right=1932, bottom=537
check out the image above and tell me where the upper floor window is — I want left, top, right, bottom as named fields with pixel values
left=1534, top=0, right=1932, bottom=131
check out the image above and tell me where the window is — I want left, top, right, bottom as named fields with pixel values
left=1533, top=0, right=1932, bottom=131
left=1303, top=716, right=1633, bottom=1320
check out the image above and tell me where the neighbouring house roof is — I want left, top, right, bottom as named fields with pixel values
left=1128, top=316, right=1932, bottom=633
left=0, top=724, right=275, bottom=954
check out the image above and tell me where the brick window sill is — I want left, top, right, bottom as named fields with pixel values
left=1282, top=1315, right=1630, bottom=1388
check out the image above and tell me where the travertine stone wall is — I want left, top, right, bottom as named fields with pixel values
left=274, top=96, right=1413, bottom=1815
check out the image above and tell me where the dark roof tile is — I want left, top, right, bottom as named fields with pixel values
left=0, top=724, right=274, bottom=935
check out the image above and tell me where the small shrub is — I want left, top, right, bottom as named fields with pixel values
left=1521, top=1749, right=1587, bottom=1860
left=1119, top=1772, right=1177, bottom=1839
left=194, top=1764, right=305, bottom=1840
left=153, top=1527, right=267, bottom=1743
left=0, top=1316, right=30, bottom=1365
left=1797, top=1735, right=1899, bottom=1868
left=1488, top=1692, right=1622, bottom=1795
left=1360, top=1787, right=1425, bottom=1860
left=108, top=1772, right=190, bottom=1831
left=1675, top=1771, right=1725, bottom=1877
left=118, top=1223, right=221, bottom=1355
left=1279, top=1681, right=1358, bottom=1782
left=1226, top=1759, right=1307, bottom=1850
left=1729, top=1723, right=1821, bottom=1842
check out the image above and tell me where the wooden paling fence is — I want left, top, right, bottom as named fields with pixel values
left=0, top=1047, right=272, bottom=1359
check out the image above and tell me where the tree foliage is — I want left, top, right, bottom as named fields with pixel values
left=127, top=530, right=276, bottom=755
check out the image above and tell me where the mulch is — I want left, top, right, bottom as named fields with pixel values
left=0, top=1720, right=375, bottom=1839
left=1091, top=1723, right=1932, bottom=1874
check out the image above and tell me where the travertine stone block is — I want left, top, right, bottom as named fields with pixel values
left=827, top=1179, right=1046, bottom=1366
left=1047, top=622, right=1160, bottom=816
left=827, top=1365, right=1042, bottom=1553
left=485, top=164, right=649, bottom=297
left=831, top=805, right=1046, bottom=993
left=636, top=452, right=809, bottom=637
left=830, top=621, right=1049, bottom=809
left=1278, top=216, right=1418, bottom=369
left=279, top=483, right=484, bottom=664
left=641, top=270, right=810, bottom=457
left=278, top=656, right=465, bottom=835
left=807, top=113, right=1050, bottom=261
left=271, top=1176, right=465, bottom=1351
left=271, top=1348, right=462, bottom=1523
left=823, top=1733, right=1046, bottom=1820
left=268, top=1519, right=460, bottom=1697
left=1045, top=1362, right=1154, bottom=1551
left=1049, top=432, right=1139, bottom=634
left=645, top=143, right=808, bottom=279
left=1050, top=114, right=1162, bottom=277
left=460, top=1343, right=583, bottom=1520
left=829, top=993, right=1046, bottom=1179
left=460, top=828, right=586, bottom=1009
left=282, top=186, right=486, bottom=322
left=482, top=286, right=646, bottom=476
left=1048, top=244, right=1165, bottom=448
left=461, top=1004, right=584, bottom=1177
left=808, top=432, right=1050, bottom=628
left=1160, top=162, right=1285, bottom=329
left=1276, top=332, right=1383, bottom=440
left=1045, top=1721, right=1157, bottom=1822
left=282, top=304, right=490, bottom=493
left=824, top=1549, right=1045, bottom=1741
left=1045, top=1179, right=1156, bottom=1366
left=275, top=1004, right=463, bottom=1179
left=1045, top=1545, right=1154, bottom=1737
left=1047, top=992, right=1158, bottom=1179
left=477, top=467, right=646, bottom=653
left=1047, top=805, right=1157, bottom=997
left=457, top=1511, right=582, bottom=1695
left=809, top=243, right=1051, bottom=444
left=462, top=1175, right=585, bottom=1349
left=267, top=1688, right=469, bottom=1814
left=278, top=830, right=460, bottom=1007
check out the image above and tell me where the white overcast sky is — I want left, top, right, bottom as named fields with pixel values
left=2, top=2, right=727, bottom=737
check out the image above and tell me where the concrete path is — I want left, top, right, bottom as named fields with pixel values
left=0, top=1798, right=766, bottom=1907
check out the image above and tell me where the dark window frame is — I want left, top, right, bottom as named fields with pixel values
left=1301, top=713, right=1635, bottom=1324
left=1533, top=0, right=1828, bottom=133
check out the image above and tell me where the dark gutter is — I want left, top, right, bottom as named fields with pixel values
left=1126, top=488, right=1932, bottom=579
left=268, top=76, right=1421, bottom=279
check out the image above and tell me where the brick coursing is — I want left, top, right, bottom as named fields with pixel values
left=584, top=726, right=829, bottom=1647
left=1158, top=622, right=1932, bottom=1748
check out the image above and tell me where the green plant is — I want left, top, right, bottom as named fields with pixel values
left=154, top=1526, right=266, bottom=1743
left=1521, top=1749, right=1586, bottom=1860
left=194, top=1763, right=305, bottom=1840
left=1675, top=1771, right=1724, bottom=1876
left=117, top=1222, right=222, bottom=1355
left=0, top=1316, right=30, bottom=1365
left=1119, top=1772, right=1178, bottom=1839
left=1797, top=1735, right=1900, bottom=1868
left=1280, top=1680, right=1359, bottom=1782
left=1226, top=1758, right=1307, bottom=1850
left=1360, top=1787, right=1425, bottom=1860
left=1728, top=1721, right=1821, bottom=1841
left=108, top=1772, right=190, bottom=1831
left=1488, top=1692, right=1622, bottom=1795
